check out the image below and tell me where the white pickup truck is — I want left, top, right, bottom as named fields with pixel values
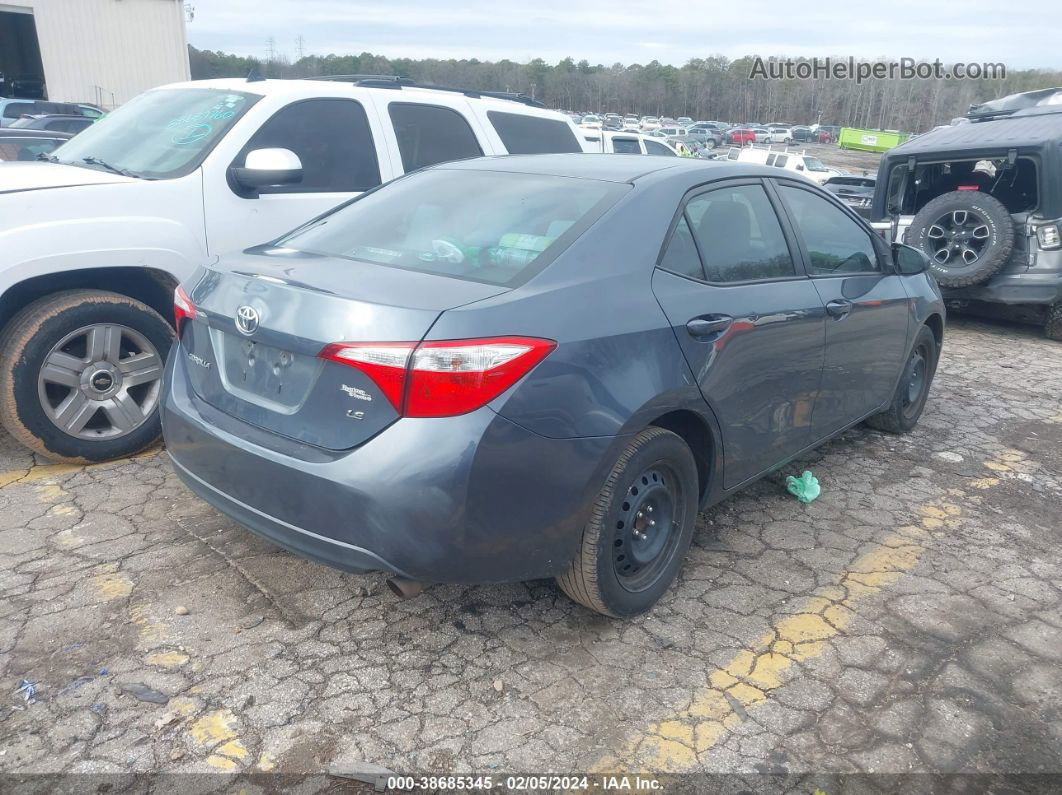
left=0, top=76, right=589, bottom=462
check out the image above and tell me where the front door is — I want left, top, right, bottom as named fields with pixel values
left=651, top=179, right=826, bottom=488
left=773, top=180, right=911, bottom=438
left=203, top=97, right=387, bottom=255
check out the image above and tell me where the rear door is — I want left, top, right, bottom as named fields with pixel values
left=374, top=98, right=486, bottom=167
left=772, top=179, right=910, bottom=437
left=651, top=179, right=826, bottom=488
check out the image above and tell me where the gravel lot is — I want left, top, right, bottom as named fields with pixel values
left=1, top=316, right=1060, bottom=790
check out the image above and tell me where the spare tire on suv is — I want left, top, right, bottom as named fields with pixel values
left=907, top=191, right=1014, bottom=288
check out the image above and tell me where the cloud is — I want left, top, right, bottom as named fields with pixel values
left=186, top=0, right=1057, bottom=69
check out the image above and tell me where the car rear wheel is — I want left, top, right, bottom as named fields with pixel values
left=865, top=325, right=938, bottom=434
left=1045, top=302, right=1062, bottom=342
left=556, top=427, right=698, bottom=617
left=0, top=290, right=173, bottom=463
left=907, top=191, right=1014, bottom=288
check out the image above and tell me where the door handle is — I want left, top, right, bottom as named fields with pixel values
left=686, top=315, right=733, bottom=339
left=826, top=299, right=852, bottom=319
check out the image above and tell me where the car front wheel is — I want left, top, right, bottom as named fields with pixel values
left=0, top=290, right=173, bottom=463
left=865, top=325, right=938, bottom=434
left=556, top=427, right=698, bottom=616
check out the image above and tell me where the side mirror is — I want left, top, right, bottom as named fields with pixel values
left=231, top=148, right=303, bottom=193
left=892, top=242, right=930, bottom=275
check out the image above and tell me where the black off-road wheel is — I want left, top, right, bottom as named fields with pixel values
left=908, top=191, right=1014, bottom=288
left=556, top=427, right=698, bottom=617
left=1045, top=302, right=1062, bottom=342
left=0, top=290, right=173, bottom=463
left=866, top=325, right=939, bottom=434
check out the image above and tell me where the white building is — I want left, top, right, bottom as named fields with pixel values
left=0, top=0, right=189, bottom=108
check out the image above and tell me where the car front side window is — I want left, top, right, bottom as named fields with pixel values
left=778, top=184, right=880, bottom=275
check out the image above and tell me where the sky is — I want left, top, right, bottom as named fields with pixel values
left=185, top=0, right=1060, bottom=70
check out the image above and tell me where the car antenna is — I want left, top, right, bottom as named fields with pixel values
left=246, top=67, right=265, bottom=83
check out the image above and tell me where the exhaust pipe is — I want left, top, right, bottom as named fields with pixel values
left=386, top=576, right=425, bottom=600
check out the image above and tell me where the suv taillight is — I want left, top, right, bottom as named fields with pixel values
left=1036, top=223, right=1061, bottom=250
left=174, top=285, right=196, bottom=334
left=319, top=337, right=556, bottom=418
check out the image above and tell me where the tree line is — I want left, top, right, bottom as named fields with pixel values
left=188, top=45, right=1062, bottom=132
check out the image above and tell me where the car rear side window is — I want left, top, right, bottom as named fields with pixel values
left=2, top=103, right=33, bottom=119
left=281, top=169, right=627, bottom=286
left=388, top=102, right=483, bottom=171
left=685, top=185, right=796, bottom=282
left=644, top=139, right=676, bottom=157
left=778, top=184, right=880, bottom=275
left=658, top=216, right=705, bottom=279
left=237, top=98, right=381, bottom=193
left=612, top=137, right=641, bottom=154
left=487, top=111, right=582, bottom=154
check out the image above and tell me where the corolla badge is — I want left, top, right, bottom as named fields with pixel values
left=235, top=305, right=260, bottom=336
left=187, top=353, right=212, bottom=369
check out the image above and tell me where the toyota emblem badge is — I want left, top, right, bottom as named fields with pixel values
left=235, top=305, right=260, bottom=336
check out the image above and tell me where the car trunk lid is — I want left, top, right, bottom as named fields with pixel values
left=181, top=248, right=507, bottom=450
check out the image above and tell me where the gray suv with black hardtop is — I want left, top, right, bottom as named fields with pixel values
left=872, top=87, right=1062, bottom=339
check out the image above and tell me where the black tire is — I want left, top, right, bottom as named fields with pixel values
left=705, top=138, right=717, bottom=150
left=907, top=191, right=1014, bottom=288
left=1045, top=302, right=1062, bottom=342
left=866, top=325, right=938, bottom=434
left=556, top=427, right=698, bottom=617
left=0, top=290, right=174, bottom=463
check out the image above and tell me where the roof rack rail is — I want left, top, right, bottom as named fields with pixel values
left=299, top=74, right=545, bottom=107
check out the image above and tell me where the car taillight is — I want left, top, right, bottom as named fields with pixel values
left=174, top=285, right=196, bottom=335
left=1036, top=223, right=1061, bottom=250
left=319, top=336, right=556, bottom=418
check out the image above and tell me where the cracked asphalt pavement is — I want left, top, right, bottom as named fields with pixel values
left=1, top=316, right=1060, bottom=788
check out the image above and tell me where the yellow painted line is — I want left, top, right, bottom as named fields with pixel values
left=0, top=463, right=83, bottom=489
left=146, top=650, right=190, bottom=668
left=189, top=709, right=250, bottom=769
left=90, top=572, right=133, bottom=601
left=595, top=490, right=976, bottom=773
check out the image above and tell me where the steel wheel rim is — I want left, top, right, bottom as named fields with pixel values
left=37, top=323, right=164, bottom=440
left=613, top=464, right=684, bottom=591
left=926, top=209, right=991, bottom=267
left=902, top=345, right=928, bottom=416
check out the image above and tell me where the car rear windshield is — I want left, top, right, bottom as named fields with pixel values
left=280, top=169, right=627, bottom=286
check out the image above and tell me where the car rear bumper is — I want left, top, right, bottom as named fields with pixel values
left=944, top=270, right=1062, bottom=305
left=162, top=350, right=617, bottom=584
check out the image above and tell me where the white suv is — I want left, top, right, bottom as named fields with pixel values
left=0, top=76, right=589, bottom=462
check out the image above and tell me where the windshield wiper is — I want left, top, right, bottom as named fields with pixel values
left=36, top=153, right=59, bottom=162
left=81, top=156, right=139, bottom=179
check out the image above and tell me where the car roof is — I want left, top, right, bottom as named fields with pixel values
left=432, top=153, right=800, bottom=185
left=156, top=78, right=568, bottom=120
left=887, top=112, right=1062, bottom=160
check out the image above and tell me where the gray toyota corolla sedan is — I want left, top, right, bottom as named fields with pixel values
left=162, top=154, right=944, bottom=616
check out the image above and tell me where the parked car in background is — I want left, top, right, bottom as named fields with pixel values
left=676, top=116, right=693, bottom=125
left=683, top=128, right=724, bottom=150
left=823, top=174, right=875, bottom=217
left=580, top=114, right=603, bottom=130
left=163, top=153, right=943, bottom=616
left=872, top=87, right=1062, bottom=340
left=764, top=127, right=794, bottom=144
left=725, top=147, right=841, bottom=185
left=654, top=126, right=688, bottom=139
left=751, top=127, right=773, bottom=143
left=0, top=99, right=82, bottom=127
left=0, top=128, right=72, bottom=161
left=727, top=128, right=756, bottom=145
left=0, top=76, right=591, bottom=463
left=791, top=126, right=815, bottom=142
left=9, top=114, right=95, bottom=134
left=623, top=115, right=641, bottom=131
left=581, top=129, right=677, bottom=156
left=816, top=125, right=841, bottom=143
left=641, top=116, right=662, bottom=131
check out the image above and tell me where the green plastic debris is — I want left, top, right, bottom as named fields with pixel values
left=786, top=470, right=821, bottom=504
